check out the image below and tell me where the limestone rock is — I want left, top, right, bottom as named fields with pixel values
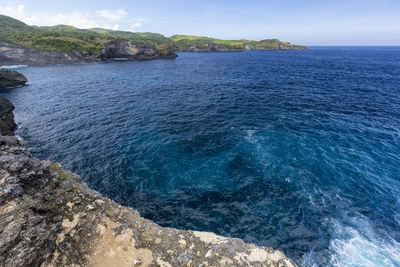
left=0, top=69, right=27, bottom=89
left=0, top=96, right=17, bottom=136
left=100, top=40, right=177, bottom=60
left=0, top=42, right=99, bottom=66
left=0, top=40, right=177, bottom=66
left=176, top=43, right=243, bottom=52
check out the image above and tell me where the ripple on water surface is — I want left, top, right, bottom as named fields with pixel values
left=2, top=47, right=400, bottom=266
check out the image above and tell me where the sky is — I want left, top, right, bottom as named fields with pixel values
left=0, top=0, right=399, bottom=45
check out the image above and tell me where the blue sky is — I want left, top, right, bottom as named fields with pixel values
left=1, top=0, right=399, bottom=45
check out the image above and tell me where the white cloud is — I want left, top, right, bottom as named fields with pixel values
left=104, top=24, right=120, bottom=30
left=130, top=22, right=143, bottom=31
left=52, top=12, right=100, bottom=28
left=0, top=3, right=24, bottom=17
left=95, top=9, right=127, bottom=20
left=0, top=4, right=39, bottom=25
left=0, top=4, right=141, bottom=31
left=0, top=4, right=99, bottom=28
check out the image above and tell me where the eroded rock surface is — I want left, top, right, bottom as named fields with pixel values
left=100, top=40, right=177, bottom=60
left=0, top=41, right=177, bottom=66
left=0, top=98, right=296, bottom=267
left=0, top=97, right=17, bottom=136
left=0, top=42, right=99, bottom=66
left=0, top=68, right=27, bottom=89
left=176, top=43, right=243, bottom=52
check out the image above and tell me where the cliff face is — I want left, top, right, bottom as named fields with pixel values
left=0, top=96, right=17, bottom=136
left=175, top=43, right=243, bottom=52
left=0, top=41, right=177, bottom=66
left=0, top=96, right=297, bottom=267
left=100, top=40, right=177, bottom=60
left=171, top=35, right=308, bottom=52
left=0, top=42, right=99, bottom=66
left=176, top=43, right=307, bottom=52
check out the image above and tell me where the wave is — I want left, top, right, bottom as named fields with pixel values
left=0, top=65, right=28, bottom=69
left=328, top=217, right=400, bottom=267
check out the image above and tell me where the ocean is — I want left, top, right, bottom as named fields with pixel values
left=1, top=47, right=399, bottom=266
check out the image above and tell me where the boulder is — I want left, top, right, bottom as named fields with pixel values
left=0, top=68, right=27, bottom=89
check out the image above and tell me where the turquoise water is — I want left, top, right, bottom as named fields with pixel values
left=1, top=47, right=400, bottom=266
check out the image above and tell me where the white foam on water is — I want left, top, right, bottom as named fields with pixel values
left=0, top=65, right=28, bottom=69
left=245, top=129, right=255, bottom=141
left=329, top=217, right=400, bottom=267
left=15, top=134, right=24, bottom=141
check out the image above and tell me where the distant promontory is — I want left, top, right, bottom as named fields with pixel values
left=0, top=14, right=307, bottom=65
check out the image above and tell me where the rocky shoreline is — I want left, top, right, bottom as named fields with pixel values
left=0, top=41, right=177, bottom=66
left=0, top=95, right=297, bottom=266
left=0, top=39, right=306, bottom=66
left=175, top=43, right=308, bottom=53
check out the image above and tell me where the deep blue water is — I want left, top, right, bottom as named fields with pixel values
left=1, top=47, right=400, bottom=266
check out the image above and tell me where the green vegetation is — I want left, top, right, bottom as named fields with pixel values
left=170, top=35, right=244, bottom=50
left=0, top=15, right=171, bottom=53
left=89, top=29, right=171, bottom=45
left=48, top=161, right=80, bottom=183
left=0, top=14, right=307, bottom=53
left=170, top=35, right=307, bottom=50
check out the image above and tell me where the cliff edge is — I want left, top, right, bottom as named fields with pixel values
left=0, top=96, right=297, bottom=267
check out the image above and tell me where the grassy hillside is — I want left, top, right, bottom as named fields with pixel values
left=0, top=15, right=171, bottom=53
left=170, top=35, right=244, bottom=50
left=88, top=29, right=171, bottom=45
left=170, top=35, right=307, bottom=50
left=0, top=15, right=307, bottom=53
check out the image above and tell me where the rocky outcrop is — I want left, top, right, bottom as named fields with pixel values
left=0, top=41, right=177, bottom=66
left=0, top=42, right=99, bottom=66
left=176, top=42, right=308, bottom=52
left=0, top=68, right=27, bottom=89
left=0, top=98, right=297, bottom=267
left=0, top=97, right=17, bottom=136
left=176, top=43, right=243, bottom=52
left=100, top=40, right=177, bottom=60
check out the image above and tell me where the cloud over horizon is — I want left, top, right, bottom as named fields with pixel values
left=0, top=4, right=142, bottom=31
left=95, top=8, right=127, bottom=20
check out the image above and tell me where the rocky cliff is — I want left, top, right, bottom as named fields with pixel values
left=0, top=41, right=177, bottom=66
left=0, top=69, right=28, bottom=89
left=100, top=40, right=177, bottom=60
left=0, top=42, right=100, bottom=66
left=175, top=43, right=307, bottom=52
left=0, top=95, right=297, bottom=267
left=0, top=97, right=17, bottom=135
left=175, top=43, right=243, bottom=52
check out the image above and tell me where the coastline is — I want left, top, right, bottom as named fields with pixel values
left=0, top=96, right=297, bottom=266
left=0, top=41, right=306, bottom=67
